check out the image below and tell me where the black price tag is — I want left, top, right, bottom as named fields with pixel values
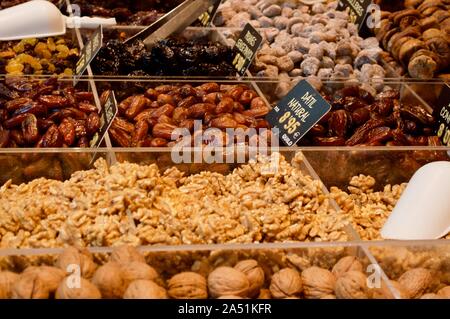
left=198, top=0, right=222, bottom=27
left=337, top=0, right=374, bottom=37
left=232, top=23, right=263, bottom=76
left=90, top=90, right=118, bottom=148
left=435, top=84, right=450, bottom=147
left=74, top=26, right=103, bottom=85
left=266, top=80, right=332, bottom=146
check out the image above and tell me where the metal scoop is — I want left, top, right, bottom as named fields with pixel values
left=381, top=161, right=450, bottom=240
left=0, top=0, right=116, bottom=41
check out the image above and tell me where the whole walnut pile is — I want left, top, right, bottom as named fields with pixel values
left=1, top=246, right=448, bottom=299
left=108, top=82, right=271, bottom=147
left=375, top=0, right=450, bottom=79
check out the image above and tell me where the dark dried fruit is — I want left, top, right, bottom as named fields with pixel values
left=86, top=112, right=101, bottom=137
left=39, top=124, right=63, bottom=147
left=22, top=114, right=40, bottom=144
left=38, top=95, right=69, bottom=108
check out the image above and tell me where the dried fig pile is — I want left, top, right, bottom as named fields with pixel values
left=2, top=247, right=448, bottom=299
left=375, top=0, right=450, bottom=79
left=0, top=77, right=101, bottom=148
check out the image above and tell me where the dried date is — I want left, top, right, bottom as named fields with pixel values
left=22, top=114, right=40, bottom=144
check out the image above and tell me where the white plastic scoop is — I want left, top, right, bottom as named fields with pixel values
left=0, top=0, right=116, bottom=41
left=381, top=161, right=450, bottom=240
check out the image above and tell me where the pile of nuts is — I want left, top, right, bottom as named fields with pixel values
left=217, top=0, right=388, bottom=98
left=331, top=174, right=450, bottom=240
left=0, top=77, right=101, bottom=148
left=0, top=37, right=79, bottom=76
left=108, top=82, right=271, bottom=147
left=375, top=0, right=450, bottom=79
left=0, top=153, right=349, bottom=249
left=1, top=245, right=448, bottom=299
left=300, top=86, right=440, bottom=146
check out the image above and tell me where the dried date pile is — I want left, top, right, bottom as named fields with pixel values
left=108, top=82, right=271, bottom=147
left=93, top=38, right=235, bottom=76
left=300, top=86, right=440, bottom=146
left=0, top=77, right=100, bottom=148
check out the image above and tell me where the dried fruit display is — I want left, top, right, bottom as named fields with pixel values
left=0, top=153, right=350, bottom=250
left=0, top=37, right=79, bottom=76
left=2, top=245, right=447, bottom=299
left=107, top=82, right=271, bottom=147
left=92, top=38, right=235, bottom=76
left=71, top=0, right=183, bottom=25
left=0, top=77, right=100, bottom=148
left=374, top=0, right=450, bottom=79
left=217, top=0, right=392, bottom=98
left=300, top=86, right=440, bottom=146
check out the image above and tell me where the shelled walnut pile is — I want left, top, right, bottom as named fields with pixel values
left=331, top=174, right=450, bottom=240
left=0, top=153, right=349, bottom=249
left=1, top=245, right=448, bottom=299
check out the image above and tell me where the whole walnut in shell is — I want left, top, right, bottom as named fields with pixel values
left=234, top=260, right=265, bottom=298
left=55, top=277, right=101, bottom=299
left=372, top=280, right=410, bottom=299
left=168, top=272, right=208, bottom=299
left=217, top=295, right=244, bottom=299
left=13, top=266, right=65, bottom=299
left=421, top=293, right=441, bottom=299
left=92, top=262, right=126, bottom=299
left=398, top=268, right=432, bottom=299
left=437, top=286, right=450, bottom=298
left=0, top=271, right=19, bottom=299
left=258, top=289, right=272, bottom=299
left=269, top=268, right=303, bottom=299
left=56, top=247, right=97, bottom=279
left=120, top=262, right=159, bottom=287
left=332, top=256, right=363, bottom=278
left=301, top=267, right=336, bottom=299
left=12, top=272, right=50, bottom=299
left=208, top=267, right=249, bottom=298
left=123, top=280, right=168, bottom=299
left=335, top=271, right=369, bottom=299
left=110, top=245, right=145, bottom=264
